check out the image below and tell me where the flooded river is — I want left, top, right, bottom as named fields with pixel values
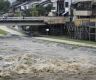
left=0, top=37, right=96, bottom=80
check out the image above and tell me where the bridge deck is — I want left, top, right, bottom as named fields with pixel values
left=0, top=17, right=69, bottom=26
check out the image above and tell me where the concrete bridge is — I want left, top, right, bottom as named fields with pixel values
left=0, top=17, right=68, bottom=26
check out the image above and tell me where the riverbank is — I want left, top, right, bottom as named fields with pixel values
left=36, top=36, right=96, bottom=48
left=0, top=29, right=7, bottom=36
left=0, top=25, right=24, bottom=36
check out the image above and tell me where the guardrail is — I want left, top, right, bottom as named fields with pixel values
left=0, top=17, right=44, bottom=20
left=0, top=17, right=69, bottom=24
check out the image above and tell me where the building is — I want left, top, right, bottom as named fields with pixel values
left=11, top=0, right=39, bottom=14
left=72, top=0, right=96, bottom=18
left=51, top=0, right=65, bottom=16
left=63, top=0, right=72, bottom=16
left=71, top=0, right=96, bottom=26
left=50, top=0, right=73, bottom=16
left=71, top=0, right=96, bottom=41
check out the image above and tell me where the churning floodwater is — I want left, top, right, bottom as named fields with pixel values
left=0, top=37, right=96, bottom=80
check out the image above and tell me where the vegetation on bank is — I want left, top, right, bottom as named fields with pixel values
left=42, top=35, right=96, bottom=46
left=0, top=29, right=7, bottom=35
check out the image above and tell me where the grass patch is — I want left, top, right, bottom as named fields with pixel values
left=0, top=29, right=7, bottom=35
left=42, top=35, right=96, bottom=45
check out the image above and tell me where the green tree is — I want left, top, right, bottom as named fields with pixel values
left=22, top=3, right=52, bottom=16
left=37, top=5, right=46, bottom=16
left=45, top=4, right=52, bottom=15
left=24, top=5, right=45, bottom=16
left=0, top=0, right=10, bottom=14
left=31, top=5, right=46, bottom=16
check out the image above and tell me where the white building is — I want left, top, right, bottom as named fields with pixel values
left=50, top=0, right=73, bottom=16
left=51, top=0, right=65, bottom=16
left=72, top=0, right=96, bottom=17
left=63, top=0, right=72, bottom=16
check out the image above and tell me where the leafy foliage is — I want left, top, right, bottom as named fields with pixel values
left=25, top=4, right=52, bottom=16
left=0, top=0, right=10, bottom=14
left=0, top=29, right=7, bottom=35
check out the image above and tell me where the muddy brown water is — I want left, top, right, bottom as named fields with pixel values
left=0, top=37, right=96, bottom=80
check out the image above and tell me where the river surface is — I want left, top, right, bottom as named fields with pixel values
left=0, top=37, right=96, bottom=80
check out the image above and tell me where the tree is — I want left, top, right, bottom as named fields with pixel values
left=36, top=5, right=46, bottom=16
left=25, top=5, right=46, bottom=16
left=45, top=4, right=52, bottom=15
left=24, top=4, right=52, bottom=16
left=0, top=0, right=10, bottom=14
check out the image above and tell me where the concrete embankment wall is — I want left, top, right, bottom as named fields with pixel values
left=0, top=25, right=24, bottom=36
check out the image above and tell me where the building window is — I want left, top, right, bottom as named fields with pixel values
left=76, top=1, right=92, bottom=10
left=59, top=3, right=64, bottom=10
left=65, top=2, right=68, bottom=7
left=57, top=0, right=64, bottom=11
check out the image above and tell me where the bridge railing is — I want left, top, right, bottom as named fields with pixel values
left=0, top=17, right=23, bottom=20
left=24, top=17, right=44, bottom=20
left=0, top=17, right=44, bottom=20
left=0, top=16, right=69, bottom=24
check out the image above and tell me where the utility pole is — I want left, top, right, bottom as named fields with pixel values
left=70, top=0, right=73, bottom=22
